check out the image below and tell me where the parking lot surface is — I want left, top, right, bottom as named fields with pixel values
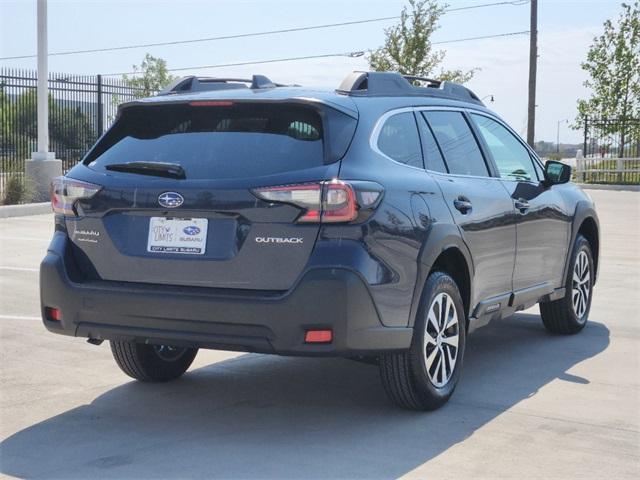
left=0, top=189, right=639, bottom=479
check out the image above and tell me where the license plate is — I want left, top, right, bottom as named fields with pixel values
left=147, top=217, right=208, bottom=255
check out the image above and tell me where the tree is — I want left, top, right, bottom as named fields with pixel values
left=123, top=53, right=175, bottom=98
left=368, top=0, right=475, bottom=83
left=576, top=1, right=640, bottom=157
left=6, top=90, right=95, bottom=159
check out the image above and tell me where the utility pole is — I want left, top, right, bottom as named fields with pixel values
left=526, top=0, right=538, bottom=148
left=26, top=0, right=61, bottom=202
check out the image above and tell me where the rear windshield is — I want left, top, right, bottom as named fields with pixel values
left=86, top=103, right=327, bottom=179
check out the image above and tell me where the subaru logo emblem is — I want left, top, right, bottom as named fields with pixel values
left=158, top=192, right=184, bottom=208
left=183, top=226, right=201, bottom=236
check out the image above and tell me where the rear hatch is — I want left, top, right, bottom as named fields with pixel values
left=62, top=100, right=357, bottom=290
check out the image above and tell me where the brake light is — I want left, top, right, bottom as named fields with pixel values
left=50, top=176, right=102, bottom=216
left=252, top=181, right=358, bottom=223
left=189, top=101, right=234, bottom=107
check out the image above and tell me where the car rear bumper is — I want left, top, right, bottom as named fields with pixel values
left=40, top=233, right=413, bottom=356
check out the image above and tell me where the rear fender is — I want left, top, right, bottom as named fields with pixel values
left=409, top=224, right=474, bottom=327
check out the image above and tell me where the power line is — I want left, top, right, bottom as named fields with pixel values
left=0, top=1, right=529, bottom=61
left=103, top=30, right=531, bottom=76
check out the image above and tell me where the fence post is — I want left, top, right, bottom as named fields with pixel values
left=583, top=116, right=588, bottom=158
left=617, top=157, right=623, bottom=184
left=96, top=74, right=103, bottom=136
left=576, top=149, right=585, bottom=183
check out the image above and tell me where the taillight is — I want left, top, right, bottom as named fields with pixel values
left=252, top=180, right=361, bottom=223
left=50, top=176, right=102, bottom=216
left=323, top=180, right=357, bottom=223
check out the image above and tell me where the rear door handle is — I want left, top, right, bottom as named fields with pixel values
left=514, top=198, right=530, bottom=213
left=453, top=196, right=472, bottom=214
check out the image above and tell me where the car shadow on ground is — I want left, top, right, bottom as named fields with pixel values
left=0, top=313, right=609, bottom=479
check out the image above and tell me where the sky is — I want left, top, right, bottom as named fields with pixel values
left=0, top=0, right=624, bottom=144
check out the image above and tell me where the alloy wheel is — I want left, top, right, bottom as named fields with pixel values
left=572, top=250, right=591, bottom=320
left=423, top=292, right=460, bottom=388
left=153, top=345, right=188, bottom=362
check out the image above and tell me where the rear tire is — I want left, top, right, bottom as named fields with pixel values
left=540, top=234, right=594, bottom=335
left=110, top=341, right=198, bottom=382
left=379, top=271, right=466, bottom=410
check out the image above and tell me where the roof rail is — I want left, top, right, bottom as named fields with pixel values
left=157, top=74, right=281, bottom=96
left=336, top=71, right=483, bottom=105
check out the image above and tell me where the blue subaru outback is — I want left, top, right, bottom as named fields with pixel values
left=41, top=72, right=599, bottom=410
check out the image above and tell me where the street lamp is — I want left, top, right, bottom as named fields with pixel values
left=481, top=94, right=495, bottom=103
left=556, top=118, right=568, bottom=154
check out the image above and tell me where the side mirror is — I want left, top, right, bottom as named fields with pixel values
left=544, top=160, right=571, bottom=185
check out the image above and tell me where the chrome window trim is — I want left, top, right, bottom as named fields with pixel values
left=370, top=105, right=544, bottom=182
left=369, top=107, right=426, bottom=172
left=371, top=106, right=494, bottom=178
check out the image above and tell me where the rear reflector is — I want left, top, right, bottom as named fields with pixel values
left=45, top=307, right=62, bottom=322
left=305, top=329, right=333, bottom=343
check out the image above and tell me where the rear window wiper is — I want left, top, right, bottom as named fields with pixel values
left=105, top=162, right=186, bottom=179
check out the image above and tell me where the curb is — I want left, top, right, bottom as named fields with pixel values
left=576, top=183, right=640, bottom=192
left=0, top=202, right=52, bottom=219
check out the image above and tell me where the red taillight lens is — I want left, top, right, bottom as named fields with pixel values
left=305, top=329, right=333, bottom=343
left=50, top=176, right=102, bottom=216
left=252, top=180, right=359, bottom=224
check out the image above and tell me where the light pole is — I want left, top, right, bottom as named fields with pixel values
left=556, top=118, right=568, bottom=155
left=526, top=0, right=538, bottom=147
left=25, top=0, right=61, bottom=202
left=481, top=94, right=494, bottom=103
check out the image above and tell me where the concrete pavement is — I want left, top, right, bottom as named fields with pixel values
left=0, top=189, right=638, bottom=479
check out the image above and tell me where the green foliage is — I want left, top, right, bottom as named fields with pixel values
left=576, top=1, right=640, bottom=153
left=123, top=54, right=175, bottom=98
left=1, top=89, right=95, bottom=160
left=368, top=0, right=476, bottom=83
left=2, top=174, right=34, bottom=205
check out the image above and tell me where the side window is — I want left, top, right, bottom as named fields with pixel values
left=423, top=111, right=489, bottom=177
left=416, top=113, right=448, bottom=173
left=470, top=114, right=537, bottom=182
left=377, top=112, right=423, bottom=168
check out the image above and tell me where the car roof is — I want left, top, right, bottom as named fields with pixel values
left=124, top=86, right=361, bottom=118
left=120, top=71, right=493, bottom=119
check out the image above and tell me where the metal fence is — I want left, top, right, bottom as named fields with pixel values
left=578, top=117, right=640, bottom=184
left=0, top=68, right=148, bottom=194
left=583, top=117, right=640, bottom=159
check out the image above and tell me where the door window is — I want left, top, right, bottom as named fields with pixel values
left=423, top=111, right=489, bottom=177
left=377, top=112, right=423, bottom=168
left=471, top=114, right=538, bottom=182
left=416, top=113, right=448, bottom=173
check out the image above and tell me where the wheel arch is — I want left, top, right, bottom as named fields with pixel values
left=411, top=228, right=474, bottom=328
left=567, top=202, right=600, bottom=284
left=577, top=216, right=599, bottom=281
